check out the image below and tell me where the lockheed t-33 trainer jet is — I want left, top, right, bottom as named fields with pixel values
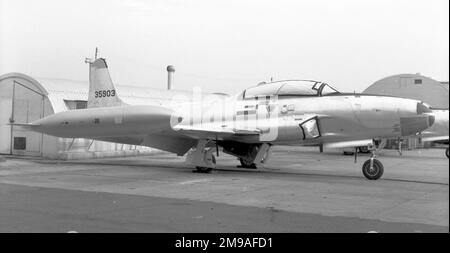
left=19, top=58, right=435, bottom=180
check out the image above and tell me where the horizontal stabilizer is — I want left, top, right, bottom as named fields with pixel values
left=8, top=122, right=40, bottom=129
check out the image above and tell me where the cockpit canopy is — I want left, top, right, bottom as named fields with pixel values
left=240, top=80, right=340, bottom=99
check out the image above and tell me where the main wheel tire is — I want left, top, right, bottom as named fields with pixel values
left=362, top=159, right=384, bottom=180
left=446, top=148, right=449, bottom=159
left=343, top=151, right=355, bottom=156
left=358, top=146, right=370, bottom=154
left=195, top=166, right=212, bottom=173
left=239, top=158, right=257, bottom=169
left=194, top=154, right=216, bottom=173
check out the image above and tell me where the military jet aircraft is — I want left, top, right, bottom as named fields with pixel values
left=18, top=58, right=436, bottom=180
left=342, top=102, right=448, bottom=158
left=418, top=109, right=449, bottom=158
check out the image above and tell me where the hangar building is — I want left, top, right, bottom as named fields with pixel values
left=363, top=73, right=449, bottom=149
left=364, top=73, right=449, bottom=109
left=0, top=72, right=193, bottom=159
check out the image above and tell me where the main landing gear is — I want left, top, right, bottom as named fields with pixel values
left=185, top=140, right=216, bottom=173
left=186, top=141, right=273, bottom=173
left=237, top=143, right=272, bottom=169
left=360, top=139, right=386, bottom=180
left=239, top=157, right=257, bottom=169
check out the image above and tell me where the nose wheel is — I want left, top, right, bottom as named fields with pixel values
left=362, top=158, right=384, bottom=180
left=359, top=139, right=386, bottom=180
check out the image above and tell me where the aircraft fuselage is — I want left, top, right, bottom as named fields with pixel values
left=29, top=93, right=433, bottom=147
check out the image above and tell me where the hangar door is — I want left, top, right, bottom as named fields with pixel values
left=0, top=98, right=12, bottom=154
left=10, top=81, right=45, bottom=156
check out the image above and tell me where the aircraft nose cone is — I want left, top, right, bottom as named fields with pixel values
left=417, top=102, right=432, bottom=114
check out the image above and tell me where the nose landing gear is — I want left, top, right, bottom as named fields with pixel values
left=361, top=139, right=386, bottom=180
left=362, top=157, right=384, bottom=180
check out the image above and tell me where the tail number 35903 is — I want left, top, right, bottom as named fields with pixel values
left=95, top=90, right=116, bottom=98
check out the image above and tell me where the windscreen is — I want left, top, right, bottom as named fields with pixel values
left=320, top=84, right=341, bottom=96
left=244, top=80, right=322, bottom=98
left=276, top=81, right=319, bottom=96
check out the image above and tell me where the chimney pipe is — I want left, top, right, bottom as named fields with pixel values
left=167, top=65, right=175, bottom=90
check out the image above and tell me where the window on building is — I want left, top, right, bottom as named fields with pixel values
left=13, top=137, right=26, bottom=150
left=414, top=79, right=422, bottom=85
left=64, top=100, right=88, bottom=110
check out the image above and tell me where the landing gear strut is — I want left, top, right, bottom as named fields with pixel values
left=185, top=140, right=217, bottom=173
left=361, top=139, right=386, bottom=180
left=238, top=143, right=271, bottom=169
left=195, top=154, right=216, bottom=173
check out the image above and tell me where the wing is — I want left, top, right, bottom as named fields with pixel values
left=96, top=134, right=197, bottom=156
left=172, top=124, right=261, bottom=140
left=421, top=135, right=449, bottom=142
left=172, top=114, right=321, bottom=141
left=323, top=139, right=373, bottom=149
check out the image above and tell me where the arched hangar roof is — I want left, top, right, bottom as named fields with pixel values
left=364, top=73, right=449, bottom=109
left=0, top=72, right=207, bottom=113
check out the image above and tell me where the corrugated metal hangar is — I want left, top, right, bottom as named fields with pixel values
left=0, top=72, right=192, bottom=159
left=364, top=73, right=449, bottom=109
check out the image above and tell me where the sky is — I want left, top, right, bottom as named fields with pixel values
left=0, top=0, right=448, bottom=94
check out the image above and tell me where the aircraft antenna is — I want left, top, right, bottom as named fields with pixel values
left=84, top=47, right=98, bottom=64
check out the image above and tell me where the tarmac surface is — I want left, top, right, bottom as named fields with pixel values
left=0, top=146, right=448, bottom=233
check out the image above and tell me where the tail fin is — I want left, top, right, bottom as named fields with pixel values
left=88, top=58, right=124, bottom=108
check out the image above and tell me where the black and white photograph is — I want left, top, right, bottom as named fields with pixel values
left=0, top=0, right=448, bottom=244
